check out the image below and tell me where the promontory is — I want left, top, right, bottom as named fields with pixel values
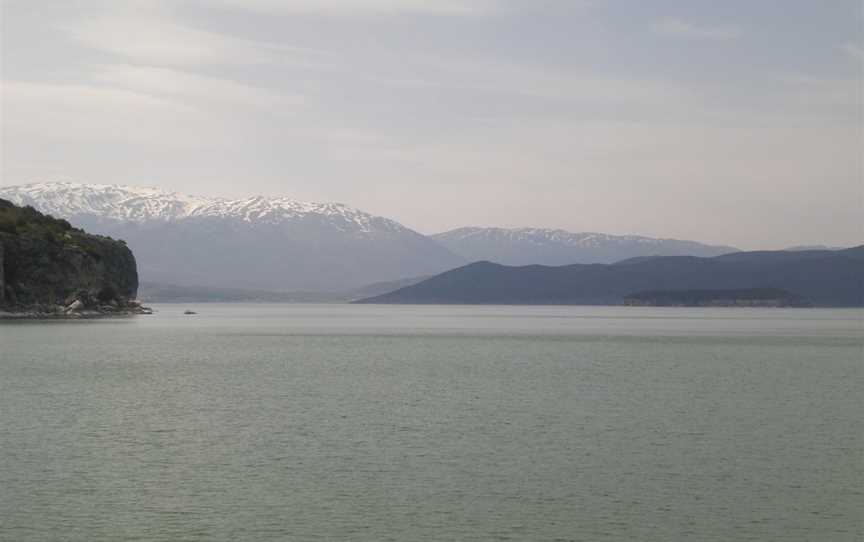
left=0, top=198, right=149, bottom=318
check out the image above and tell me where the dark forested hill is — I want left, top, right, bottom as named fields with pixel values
left=356, top=246, right=864, bottom=307
left=0, top=198, right=143, bottom=315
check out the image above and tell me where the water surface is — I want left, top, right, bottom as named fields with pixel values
left=1, top=305, right=862, bottom=541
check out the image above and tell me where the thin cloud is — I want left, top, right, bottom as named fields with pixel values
left=58, top=3, right=337, bottom=67
left=59, top=5, right=232, bottom=65
left=0, top=80, right=212, bottom=148
left=93, top=65, right=305, bottom=112
left=204, top=0, right=503, bottom=16
left=651, top=18, right=741, bottom=40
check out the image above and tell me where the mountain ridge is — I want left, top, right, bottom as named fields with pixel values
left=0, top=181, right=407, bottom=234
left=357, top=246, right=864, bottom=307
left=432, top=226, right=738, bottom=265
left=0, top=182, right=463, bottom=291
left=5, top=182, right=820, bottom=296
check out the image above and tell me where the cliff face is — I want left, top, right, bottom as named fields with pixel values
left=0, top=198, right=141, bottom=314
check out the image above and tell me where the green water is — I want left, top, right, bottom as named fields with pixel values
left=1, top=305, right=862, bottom=541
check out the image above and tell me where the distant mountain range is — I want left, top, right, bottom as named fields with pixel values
left=0, top=182, right=461, bottom=291
left=357, top=246, right=864, bottom=307
left=431, top=227, right=738, bottom=265
left=3, top=182, right=835, bottom=295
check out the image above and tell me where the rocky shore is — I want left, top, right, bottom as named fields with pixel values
left=0, top=295, right=153, bottom=320
left=0, top=298, right=152, bottom=319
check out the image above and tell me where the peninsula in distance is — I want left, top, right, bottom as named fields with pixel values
left=355, top=248, right=864, bottom=307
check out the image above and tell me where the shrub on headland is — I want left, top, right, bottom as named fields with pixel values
left=0, top=200, right=78, bottom=243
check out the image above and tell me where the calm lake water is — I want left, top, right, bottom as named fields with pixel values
left=1, top=304, right=862, bottom=541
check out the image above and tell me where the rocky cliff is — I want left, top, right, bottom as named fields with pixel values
left=0, top=198, right=147, bottom=317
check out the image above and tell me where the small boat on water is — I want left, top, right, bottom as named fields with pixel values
left=183, top=310, right=197, bottom=315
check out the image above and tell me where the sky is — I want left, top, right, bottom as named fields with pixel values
left=1, top=0, right=861, bottom=249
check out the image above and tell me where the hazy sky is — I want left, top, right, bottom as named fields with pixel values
left=1, top=0, right=861, bottom=248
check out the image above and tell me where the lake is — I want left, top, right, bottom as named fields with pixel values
left=1, top=304, right=862, bottom=541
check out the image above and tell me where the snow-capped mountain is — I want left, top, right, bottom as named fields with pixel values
left=0, top=181, right=404, bottom=233
left=0, top=182, right=463, bottom=291
left=432, top=227, right=738, bottom=265
left=0, top=182, right=741, bottom=291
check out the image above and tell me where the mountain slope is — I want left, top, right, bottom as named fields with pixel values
left=356, top=246, right=864, bottom=307
left=0, top=182, right=464, bottom=291
left=432, top=227, right=738, bottom=265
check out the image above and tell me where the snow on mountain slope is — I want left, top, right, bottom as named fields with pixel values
left=0, top=182, right=739, bottom=288
left=432, top=227, right=739, bottom=265
left=0, top=182, right=204, bottom=222
left=436, top=227, right=678, bottom=247
left=0, top=181, right=404, bottom=234
left=0, top=182, right=463, bottom=290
